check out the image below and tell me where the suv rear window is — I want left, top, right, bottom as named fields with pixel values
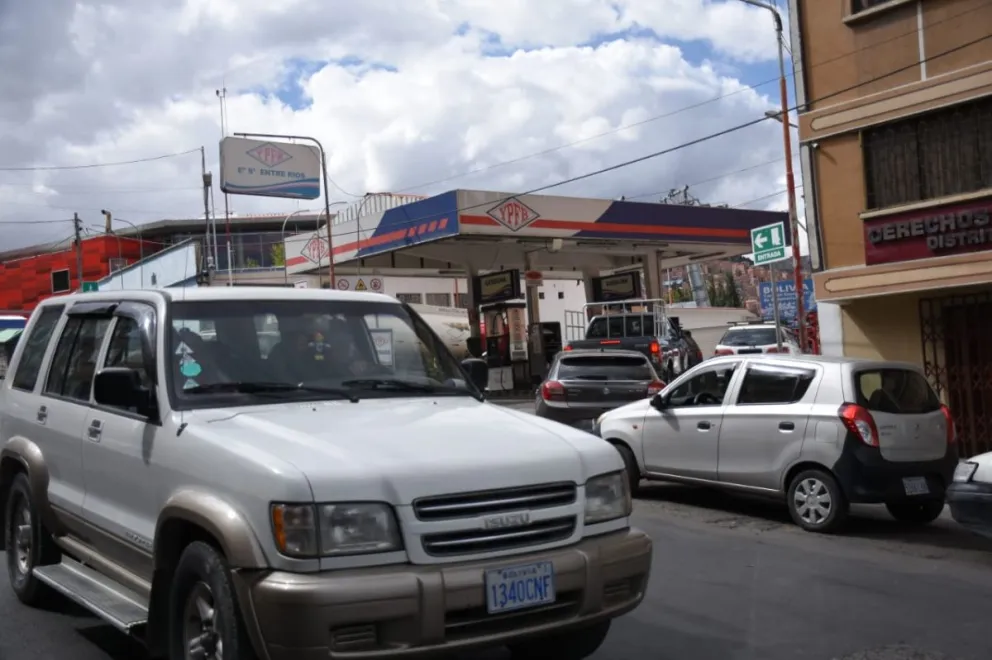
left=557, top=355, right=654, bottom=380
left=719, top=327, right=777, bottom=346
left=855, top=369, right=940, bottom=414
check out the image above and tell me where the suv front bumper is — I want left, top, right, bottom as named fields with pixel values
left=233, top=528, right=652, bottom=660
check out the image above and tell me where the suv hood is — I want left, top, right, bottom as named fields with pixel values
left=187, top=398, right=621, bottom=503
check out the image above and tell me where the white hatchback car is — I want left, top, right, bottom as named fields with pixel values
left=947, top=451, right=992, bottom=539
left=713, top=322, right=800, bottom=357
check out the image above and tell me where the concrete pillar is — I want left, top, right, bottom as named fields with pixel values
left=581, top=268, right=599, bottom=321
left=524, top=253, right=541, bottom=325
left=643, top=250, right=662, bottom=300
left=463, top=264, right=482, bottom=357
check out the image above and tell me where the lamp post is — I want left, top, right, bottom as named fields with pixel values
left=233, top=132, right=338, bottom=287
left=739, top=0, right=806, bottom=349
left=101, top=211, right=145, bottom=286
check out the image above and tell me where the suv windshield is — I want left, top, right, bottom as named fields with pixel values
left=720, top=327, right=777, bottom=346
left=168, top=299, right=476, bottom=407
left=557, top=355, right=654, bottom=380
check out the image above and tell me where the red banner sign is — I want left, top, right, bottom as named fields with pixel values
left=863, top=198, right=992, bottom=266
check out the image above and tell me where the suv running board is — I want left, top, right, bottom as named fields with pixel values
left=33, top=558, right=148, bottom=633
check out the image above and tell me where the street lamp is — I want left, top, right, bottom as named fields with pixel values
left=101, top=210, right=145, bottom=286
left=764, top=109, right=798, bottom=129
left=738, top=0, right=807, bottom=349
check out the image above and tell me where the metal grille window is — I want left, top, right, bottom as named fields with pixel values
left=425, top=293, right=451, bottom=307
left=395, top=293, right=423, bottom=304
left=863, top=97, right=992, bottom=210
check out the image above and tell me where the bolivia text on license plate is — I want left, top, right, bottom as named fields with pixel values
left=485, top=561, right=556, bottom=614
left=903, top=476, right=930, bottom=496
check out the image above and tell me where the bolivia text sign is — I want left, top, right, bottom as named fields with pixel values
left=751, top=221, right=788, bottom=265
left=219, top=137, right=321, bottom=200
left=759, top=278, right=816, bottom=321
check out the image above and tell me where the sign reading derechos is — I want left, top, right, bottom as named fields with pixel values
left=864, top=200, right=992, bottom=266
left=219, top=137, right=321, bottom=200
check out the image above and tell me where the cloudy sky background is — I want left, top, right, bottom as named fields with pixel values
left=0, top=0, right=808, bottom=254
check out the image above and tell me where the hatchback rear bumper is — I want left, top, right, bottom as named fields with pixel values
left=832, top=436, right=958, bottom=504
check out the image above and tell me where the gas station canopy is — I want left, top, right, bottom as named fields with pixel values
left=284, top=189, right=790, bottom=276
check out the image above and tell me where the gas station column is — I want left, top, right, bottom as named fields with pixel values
left=644, top=250, right=663, bottom=300
left=464, top=265, right=482, bottom=355
left=524, top=253, right=541, bottom=325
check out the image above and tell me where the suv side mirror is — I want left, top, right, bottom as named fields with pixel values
left=460, top=358, right=489, bottom=392
left=94, top=367, right=157, bottom=419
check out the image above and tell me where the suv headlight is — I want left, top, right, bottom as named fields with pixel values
left=584, top=471, right=631, bottom=524
left=271, top=502, right=403, bottom=558
left=953, top=461, right=979, bottom=484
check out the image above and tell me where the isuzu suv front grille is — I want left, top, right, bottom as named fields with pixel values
left=421, top=516, right=577, bottom=556
left=412, top=483, right=577, bottom=521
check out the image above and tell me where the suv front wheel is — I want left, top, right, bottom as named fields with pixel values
left=168, top=541, right=258, bottom=660
left=4, top=472, right=60, bottom=605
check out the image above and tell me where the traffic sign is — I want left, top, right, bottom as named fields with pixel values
left=751, top=221, right=788, bottom=265
left=81, top=282, right=98, bottom=292
left=354, top=278, right=367, bottom=291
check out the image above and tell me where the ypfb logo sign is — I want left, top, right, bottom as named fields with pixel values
left=487, top=197, right=540, bottom=232
left=246, top=143, right=292, bottom=168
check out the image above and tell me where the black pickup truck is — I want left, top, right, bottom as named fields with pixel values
left=564, top=311, right=700, bottom=382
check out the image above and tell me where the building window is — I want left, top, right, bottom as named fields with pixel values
left=109, top=258, right=128, bottom=273
left=454, top=293, right=471, bottom=309
left=538, top=291, right=545, bottom=300
left=425, top=293, right=451, bottom=307
left=851, top=0, right=891, bottom=12
left=863, top=97, right=992, bottom=210
left=558, top=291, right=565, bottom=299
left=51, top=269, right=71, bottom=293
left=396, top=293, right=423, bottom=304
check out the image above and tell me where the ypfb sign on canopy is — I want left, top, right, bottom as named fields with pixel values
left=219, top=137, right=321, bottom=200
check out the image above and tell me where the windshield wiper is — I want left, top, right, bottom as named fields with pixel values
left=340, top=377, right=457, bottom=394
left=184, top=381, right=359, bottom=402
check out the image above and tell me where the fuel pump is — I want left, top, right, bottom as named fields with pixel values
left=481, top=301, right=529, bottom=391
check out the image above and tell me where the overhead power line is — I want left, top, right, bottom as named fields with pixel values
left=0, top=147, right=201, bottom=172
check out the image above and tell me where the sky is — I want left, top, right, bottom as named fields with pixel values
left=0, top=0, right=807, bottom=256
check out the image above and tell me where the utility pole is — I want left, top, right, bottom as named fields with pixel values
left=72, top=213, right=84, bottom=291
left=200, top=147, right=214, bottom=285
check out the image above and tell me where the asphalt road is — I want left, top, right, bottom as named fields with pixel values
left=2, top=399, right=991, bottom=658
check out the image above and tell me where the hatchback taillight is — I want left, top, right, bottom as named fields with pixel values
left=838, top=403, right=879, bottom=447
left=647, top=380, right=665, bottom=396
left=649, top=341, right=660, bottom=355
left=541, top=380, right=566, bottom=401
left=941, top=404, right=955, bottom=445
left=563, top=345, right=573, bottom=351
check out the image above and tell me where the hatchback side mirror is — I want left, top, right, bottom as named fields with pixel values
left=460, top=358, right=489, bottom=392
left=651, top=393, right=670, bottom=411
left=94, top=367, right=157, bottom=420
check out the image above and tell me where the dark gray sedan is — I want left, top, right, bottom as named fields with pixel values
left=535, top=348, right=665, bottom=430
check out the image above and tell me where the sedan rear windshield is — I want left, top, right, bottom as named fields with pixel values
left=557, top=355, right=654, bottom=380
left=719, top=327, right=778, bottom=346
left=855, top=369, right=941, bottom=414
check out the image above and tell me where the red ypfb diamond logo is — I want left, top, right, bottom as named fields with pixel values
left=487, top=197, right=540, bottom=232
left=247, top=142, right=292, bottom=168
left=302, top=236, right=329, bottom=263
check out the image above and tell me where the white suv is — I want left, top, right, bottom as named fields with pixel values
left=713, top=322, right=800, bottom=357
left=1, top=287, right=651, bottom=660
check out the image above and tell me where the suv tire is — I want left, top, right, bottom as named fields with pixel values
left=613, top=443, right=642, bottom=497
left=168, top=541, right=258, bottom=660
left=508, top=620, right=611, bottom=659
left=4, top=472, right=60, bottom=606
left=786, top=469, right=849, bottom=533
left=886, top=499, right=945, bottom=525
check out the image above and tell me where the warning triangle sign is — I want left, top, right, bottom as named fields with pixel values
left=354, top=278, right=367, bottom=291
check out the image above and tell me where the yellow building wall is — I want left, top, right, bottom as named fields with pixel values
left=841, top=293, right=922, bottom=364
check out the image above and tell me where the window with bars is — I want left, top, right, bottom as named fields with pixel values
left=863, top=97, right=992, bottom=210
left=395, top=293, right=423, bottom=304
left=425, top=293, right=452, bottom=307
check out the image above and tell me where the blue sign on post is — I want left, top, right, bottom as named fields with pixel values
left=758, top=278, right=816, bottom=322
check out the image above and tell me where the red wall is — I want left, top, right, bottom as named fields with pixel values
left=0, top=236, right=151, bottom=311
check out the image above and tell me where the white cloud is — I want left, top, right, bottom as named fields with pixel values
left=0, top=0, right=805, bottom=255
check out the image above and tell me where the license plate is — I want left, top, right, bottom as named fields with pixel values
left=485, top=561, right=556, bottom=614
left=902, top=476, right=930, bottom=496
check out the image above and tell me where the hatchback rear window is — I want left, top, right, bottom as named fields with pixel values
left=855, top=369, right=941, bottom=414
left=719, top=327, right=777, bottom=346
left=558, top=356, right=654, bottom=380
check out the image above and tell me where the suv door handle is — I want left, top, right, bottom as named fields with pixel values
left=36, top=405, right=48, bottom=424
left=87, top=419, right=103, bottom=442
left=779, top=421, right=795, bottom=431
left=697, top=421, right=712, bottom=430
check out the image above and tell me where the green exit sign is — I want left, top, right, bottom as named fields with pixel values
left=750, top=221, right=788, bottom=265
left=81, top=282, right=99, bottom=292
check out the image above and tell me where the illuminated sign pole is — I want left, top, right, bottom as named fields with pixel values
left=223, top=133, right=336, bottom=287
